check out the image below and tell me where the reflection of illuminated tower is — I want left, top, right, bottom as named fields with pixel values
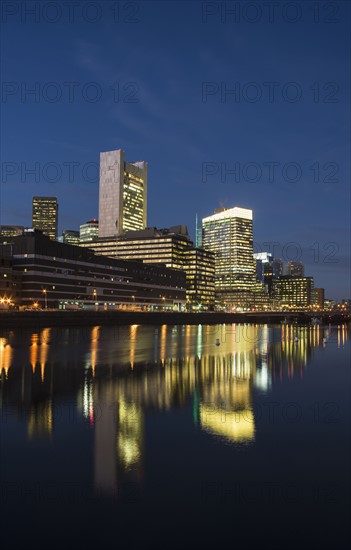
left=27, top=401, right=53, bottom=439
left=198, top=325, right=258, bottom=442
left=0, top=337, right=12, bottom=378
left=94, top=400, right=118, bottom=496
left=199, top=356, right=255, bottom=443
left=117, top=399, right=143, bottom=471
left=94, top=394, right=144, bottom=495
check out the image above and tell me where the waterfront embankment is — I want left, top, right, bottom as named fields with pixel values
left=0, top=310, right=349, bottom=329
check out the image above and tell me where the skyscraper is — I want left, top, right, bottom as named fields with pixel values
left=61, top=230, right=80, bottom=246
left=98, top=149, right=147, bottom=238
left=202, top=207, right=255, bottom=306
left=253, top=252, right=273, bottom=283
left=287, top=261, right=304, bottom=277
left=32, top=197, right=58, bottom=240
left=79, top=219, right=99, bottom=242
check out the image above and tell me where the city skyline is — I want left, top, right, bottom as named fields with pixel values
left=0, top=5, right=350, bottom=549
left=1, top=2, right=349, bottom=301
left=1, top=172, right=344, bottom=304
left=0, top=183, right=344, bottom=303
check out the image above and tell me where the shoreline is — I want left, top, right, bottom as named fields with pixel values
left=0, top=310, right=349, bottom=329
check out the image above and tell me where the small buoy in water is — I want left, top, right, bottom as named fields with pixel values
left=215, top=338, right=220, bottom=346
left=323, top=337, right=327, bottom=344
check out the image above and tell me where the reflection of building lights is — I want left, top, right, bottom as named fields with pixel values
left=160, top=324, right=167, bottom=363
left=90, top=326, right=100, bottom=377
left=130, top=324, right=139, bottom=368
left=39, top=328, right=51, bottom=382
left=30, top=333, right=39, bottom=372
left=254, top=363, right=270, bottom=392
left=117, top=399, right=143, bottom=469
left=27, top=400, right=53, bottom=439
left=185, top=324, right=191, bottom=357
left=200, top=404, right=255, bottom=442
left=0, top=337, right=12, bottom=378
left=197, top=324, right=202, bottom=357
left=83, top=376, right=94, bottom=424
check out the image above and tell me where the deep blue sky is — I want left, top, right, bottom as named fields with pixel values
left=0, top=1, right=350, bottom=299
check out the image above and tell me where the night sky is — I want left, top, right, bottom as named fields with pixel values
left=1, top=1, right=350, bottom=299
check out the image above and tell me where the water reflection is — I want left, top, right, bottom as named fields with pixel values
left=0, top=336, right=12, bottom=378
left=0, top=323, right=349, bottom=496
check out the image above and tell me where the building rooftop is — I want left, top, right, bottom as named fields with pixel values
left=120, top=225, right=191, bottom=240
left=203, top=207, right=253, bottom=222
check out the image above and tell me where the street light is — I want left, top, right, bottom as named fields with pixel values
left=42, top=289, right=47, bottom=309
left=92, top=289, right=98, bottom=310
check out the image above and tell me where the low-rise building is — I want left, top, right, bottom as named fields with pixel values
left=0, top=243, right=19, bottom=306
left=0, top=225, right=24, bottom=238
left=0, top=230, right=186, bottom=310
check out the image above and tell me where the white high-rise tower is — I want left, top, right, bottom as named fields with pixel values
left=98, top=149, right=147, bottom=238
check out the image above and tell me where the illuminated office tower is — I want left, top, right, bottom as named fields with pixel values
left=183, top=247, right=215, bottom=307
left=113, top=226, right=215, bottom=308
left=273, top=276, right=314, bottom=309
left=79, top=219, right=99, bottom=242
left=32, top=196, right=58, bottom=240
left=202, top=207, right=255, bottom=306
left=253, top=252, right=273, bottom=283
left=99, top=149, right=147, bottom=238
left=61, top=230, right=80, bottom=246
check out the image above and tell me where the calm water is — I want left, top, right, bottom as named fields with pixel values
left=1, top=323, right=350, bottom=549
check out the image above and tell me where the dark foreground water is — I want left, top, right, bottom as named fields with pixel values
left=0, top=323, right=350, bottom=549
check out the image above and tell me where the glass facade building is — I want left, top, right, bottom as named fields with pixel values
left=79, top=226, right=215, bottom=307
left=202, top=207, right=256, bottom=306
left=32, top=196, right=58, bottom=240
left=62, top=230, right=80, bottom=246
left=183, top=248, right=215, bottom=307
left=99, top=149, right=147, bottom=238
left=253, top=252, right=273, bottom=283
left=80, top=220, right=99, bottom=242
left=273, top=276, right=314, bottom=309
left=115, top=226, right=192, bottom=269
